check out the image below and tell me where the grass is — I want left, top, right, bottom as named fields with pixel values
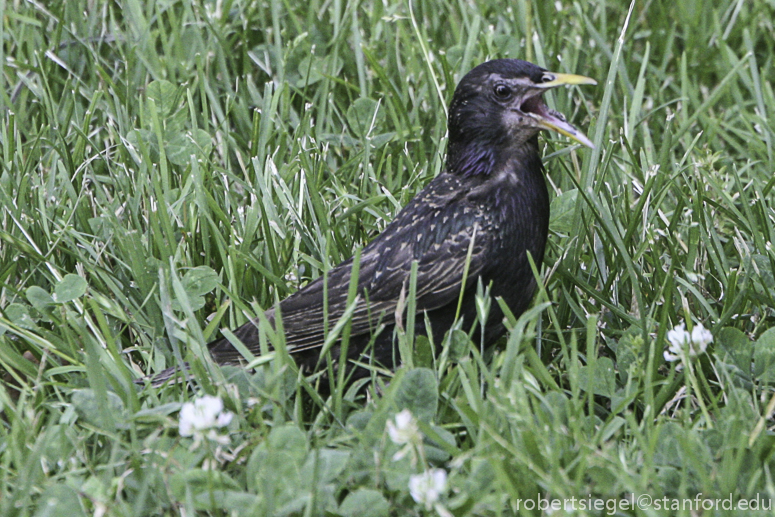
left=2, top=0, right=775, bottom=515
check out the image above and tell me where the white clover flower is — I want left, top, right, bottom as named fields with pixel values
left=386, top=409, right=421, bottom=461
left=664, top=322, right=712, bottom=369
left=387, top=409, right=420, bottom=445
left=691, top=324, right=713, bottom=350
left=664, top=324, right=690, bottom=362
left=409, top=468, right=447, bottom=510
left=179, top=395, right=234, bottom=446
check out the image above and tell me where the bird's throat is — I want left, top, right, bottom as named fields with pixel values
left=447, top=134, right=540, bottom=179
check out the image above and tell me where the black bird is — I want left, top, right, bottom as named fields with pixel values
left=155, top=59, right=595, bottom=385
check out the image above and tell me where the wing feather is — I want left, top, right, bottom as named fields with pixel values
left=209, top=172, right=495, bottom=363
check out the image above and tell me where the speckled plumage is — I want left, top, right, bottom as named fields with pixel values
left=150, top=59, right=594, bottom=386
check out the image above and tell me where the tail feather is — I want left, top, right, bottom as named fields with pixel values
left=134, top=363, right=192, bottom=387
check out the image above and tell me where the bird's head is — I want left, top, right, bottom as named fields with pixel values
left=446, top=59, right=596, bottom=177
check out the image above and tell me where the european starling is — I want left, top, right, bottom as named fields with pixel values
left=155, top=59, right=595, bottom=385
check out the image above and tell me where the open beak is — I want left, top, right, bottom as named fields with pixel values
left=538, top=72, right=598, bottom=89
left=522, top=72, right=597, bottom=149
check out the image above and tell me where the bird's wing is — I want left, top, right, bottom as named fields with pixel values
left=209, top=173, right=494, bottom=361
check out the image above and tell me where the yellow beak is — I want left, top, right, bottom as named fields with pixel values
left=538, top=72, right=598, bottom=88
left=531, top=72, right=596, bottom=148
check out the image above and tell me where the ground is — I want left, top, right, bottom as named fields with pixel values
left=1, top=0, right=775, bottom=515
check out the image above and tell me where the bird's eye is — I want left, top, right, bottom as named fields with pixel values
left=493, top=84, right=512, bottom=99
left=541, top=74, right=555, bottom=83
